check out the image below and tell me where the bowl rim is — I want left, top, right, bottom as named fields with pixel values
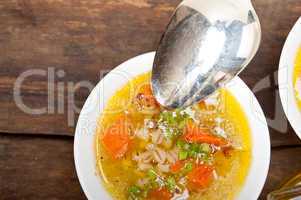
left=279, top=17, right=301, bottom=139
left=74, top=52, right=270, bottom=200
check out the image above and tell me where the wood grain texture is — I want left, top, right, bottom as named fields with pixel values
left=1, top=1, right=301, bottom=199
left=0, top=0, right=301, bottom=147
left=1, top=134, right=300, bottom=200
left=243, top=0, right=301, bottom=147
left=0, top=134, right=85, bottom=200
left=260, top=146, right=301, bottom=199
left=0, top=0, right=179, bottom=135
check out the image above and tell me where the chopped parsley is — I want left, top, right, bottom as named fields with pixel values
left=176, top=139, right=213, bottom=161
left=128, top=185, right=142, bottom=200
left=166, top=176, right=176, bottom=192
left=158, top=109, right=190, bottom=138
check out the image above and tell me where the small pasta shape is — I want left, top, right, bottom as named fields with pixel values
left=135, top=128, right=149, bottom=141
left=157, top=164, right=170, bottom=173
left=144, top=119, right=156, bottom=129
left=133, top=151, right=153, bottom=164
left=137, top=178, right=149, bottom=187
left=138, top=162, right=152, bottom=171
left=151, top=129, right=164, bottom=144
left=152, top=147, right=166, bottom=164
left=166, top=151, right=177, bottom=164
left=140, top=152, right=153, bottom=163
left=171, top=148, right=179, bottom=158
left=146, top=144, right=155, bottom=151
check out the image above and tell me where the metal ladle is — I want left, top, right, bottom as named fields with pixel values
left=151, top=0, right=261, bottom=109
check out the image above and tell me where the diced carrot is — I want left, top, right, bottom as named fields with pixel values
left=139, top=84, right=153, bottom=96
left=101, top=116, right=131, bottom=159
left=183, top=122, right=227, bottom=146
left=170, top=160, right=185, bottom=173
left=198, top=100, right=206, bottom=109
left=148, top=188, right=172, bottom=200
left=222, top=145, right=234, bottom=157
left=187, top=164, right=214, bottom=190
left=136, top=84, right=160, bottom=109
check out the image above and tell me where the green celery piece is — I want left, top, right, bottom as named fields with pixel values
left=200, top=143, right=211, bottom=153
left=147, top=169, right=157, bottom=180
left=176, top=140, right=185, bottom=148
left=178, top=120, right=187, bottom=129
left=179, top=162, right=193, bottom=176
left=183, top=162, right=193, bottom=172
left=200, top=153, right=213, bottom=164
left=128, top=185, right=141, bottom=200
left=190, top=143, right=201, bottom=153
left=128, top=185, right=141, bottom=194
left=158, top=108, right=192, bottom=140
left=166, top=176, right=176, bottom=192
left=165, top=128, right=174, bottom=138
left=188, top=151, right=198, bottom=158
left=179, top=151, right=188, bottom=160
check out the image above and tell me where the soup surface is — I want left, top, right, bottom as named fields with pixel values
left=293, top=47, right=301, bottom=110
left=96, top=73, right=252, bottom=200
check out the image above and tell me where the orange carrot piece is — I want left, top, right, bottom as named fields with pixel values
left=170, top=160, right=185, bottom=173
left=198, top=100, right=206, bottom=109
left=184, top=122, right=227, bottom=146
left=136, top=84, right=159, bottom=108
left=101, top=116, right=131, bottom=159
left=187, top=164, right=214, bottom=190
left=148, top=188, right=172, bottom=200
left=139, top=84, right=153, bottom=96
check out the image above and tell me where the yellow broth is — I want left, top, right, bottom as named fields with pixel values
left=293, top=47, right=301, bottom=110
left=95, top=73, right=252, bottom=200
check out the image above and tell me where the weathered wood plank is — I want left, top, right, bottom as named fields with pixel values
left=0, top=0, right=301, bottom=147
left=243, top=0, right=301, bottom=147
left=0, top=0, right=179, bottom=136
left=0, top=134, right=85, bottom=199
left=260, top=146, right=301, bottom=199
left=1, top=134, right=300, bottom=199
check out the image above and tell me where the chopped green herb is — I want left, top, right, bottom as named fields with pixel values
left=179, top=120, right=187, bottom=129
left=128, top=185, right=141, bottom=200
left=129, top=185, right=141, bottom=194
left=199, top=153, right=214, bottom=164
left=179, top=162, right=193, bottom=176
left=183, top=162, right=193, bottom=172
left=179, top=151, right=188, bottom=160
left=200, top=143, right=211, bottom=153
left=165, top=128, right=173, bottom=138
left=176, top=140, right=185, bottom=148
left=177, top=140, right=213, bottom=161
left=188, top=150, right=198, bottom=158
left=158, top=109, right=191, bottom=138
left=191, top=143, right=200, bottom=153
left=183, top=143, right=191, bottom=150
left=147, top=169, right=157, bottom=180
left=166, top=176, right=176, bottom=192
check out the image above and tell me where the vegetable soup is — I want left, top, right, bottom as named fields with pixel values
left=96, top=72, right=252, bottom=200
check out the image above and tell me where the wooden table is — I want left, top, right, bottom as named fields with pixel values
left=1, top=0, right=301, bottom=199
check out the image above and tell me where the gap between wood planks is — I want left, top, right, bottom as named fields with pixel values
left=0, top=131, right=74, bottom=140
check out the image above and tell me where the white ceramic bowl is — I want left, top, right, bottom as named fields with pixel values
left=279, top=17, right=301, bottom=139
left=74, top=52, right=270, bottom=200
